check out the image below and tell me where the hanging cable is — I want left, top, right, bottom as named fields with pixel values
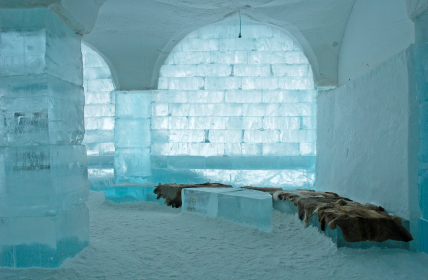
left=238, top=9, right=242, bottom=38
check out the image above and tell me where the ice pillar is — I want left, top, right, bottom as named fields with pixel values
left=416, top=9, right=428, bottom=254
left=114, top=91, right=152, bottom=183
left=0, top=9, right=89, bottom=267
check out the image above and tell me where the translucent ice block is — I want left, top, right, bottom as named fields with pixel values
left=242, top=77, right=279, bottom=90
left=225, top=90, right=262, bottom=103
left=84, top=104, right=115, bottom=117
left=209, top=51, right=247, bottom=64
left=0, top=9, right=83, bottom=85
left=271, top=64, right=309, bottom=77
left=188, top=117, right=228, bottom=129
left=217, top=188, right=273, bottom=232
left=262, top=143, right=300, bottom=156
left=172, top=51, right=211, bottom=65
left=86, top=79, right=114, bottom=92
left=233, top=65, right=271, bottom=77
left=205, top=77, right=241, bottom=90
left=195, top=64, right=232, bottom=77
left=183, top=39, right=219, bottom=51
left=187, top=90, right=224, bottom=103
left=115, top=119, right=151, bottom=148
left=209, top=130, right=242, bottom=143
left=0, top=74, right=84, bottom=145
left=244, top=130, right=280, bottom=143
left=168, top=130, right=205, bottom=142
left=116, top=91, right=152, bottom=119
left=182, top=187, right=241, bottom=218
left=0, top=203, right=89, bottom=268
left=114, top=148, right=150, bottom=177
left=105, top=182, right=161, bottom=203
left=160, top=65, right=197, bottom=77
left=88, top=168, right=115, bottom=191
left=0, top=145, right=88, bottom=216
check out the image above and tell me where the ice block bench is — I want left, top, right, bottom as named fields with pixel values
left=105, top=182, right=163, bottom=204
left=182, top=187, right=273, bottom=232
left=272, top=189, right=413, bottom=249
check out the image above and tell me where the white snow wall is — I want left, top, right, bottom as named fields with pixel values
left=81, top=43, right=115, bottom=190
left=316, top=47, right=419, bottom=246
left=149, top=20, right=316, bottom=188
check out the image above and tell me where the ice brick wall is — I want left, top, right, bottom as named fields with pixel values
left=114, top=91, right=151, bottom=183
left=152, top=20, right=316, bottom=189
left=0, top=9, right=89, bottom=267
left=81, top=43, right=115, bottom=190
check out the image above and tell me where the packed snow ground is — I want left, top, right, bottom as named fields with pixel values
left=1, top=191, right=428, bottom=280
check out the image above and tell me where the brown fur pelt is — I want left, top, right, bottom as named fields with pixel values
left=241, top=186, right=283, bottom=195
left=154, top=182, right=233, bottom=208
left=273, top=189, right=413, bottom=243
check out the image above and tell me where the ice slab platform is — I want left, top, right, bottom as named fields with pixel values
left=105, top=182, right=164, bottom=204
left=273, top=199, right=411, bottom=250
left=182, top=187, right=273, bottom=232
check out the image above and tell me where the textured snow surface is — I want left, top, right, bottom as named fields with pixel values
left=1, top=191, right=428, bottom=279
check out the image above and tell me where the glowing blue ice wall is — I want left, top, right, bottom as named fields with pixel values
left=82, top=43, right=115, bottom=190
left=0, top=9, right=89, bottom=267
left=151, top=21, right=316, bottom=189
left=415, top=9, right=428, bottom=254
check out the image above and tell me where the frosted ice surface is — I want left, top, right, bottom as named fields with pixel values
left=217, top=188, right=273, bottom=232
left=242, top=77, right=279, bottom=90
left=234, top=65, right=271, bottom=77
left=182, top=187, right=241, bottom=218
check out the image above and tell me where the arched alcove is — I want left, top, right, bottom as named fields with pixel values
left=150, top=20, right=316, bottom=189
left=81, top=42, right=116, bottom=190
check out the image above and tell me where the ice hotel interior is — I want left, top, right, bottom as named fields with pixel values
left=1, top=0, right=428, bottom=279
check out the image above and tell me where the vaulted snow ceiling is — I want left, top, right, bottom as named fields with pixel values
left=83, top=0, right=355, bottom=90
left=1, top=0, right=357, bottom=90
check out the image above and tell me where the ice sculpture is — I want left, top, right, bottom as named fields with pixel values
left=0, top=9, right=89, bottom=267
left=150, top=20, right=317, bottom=189
left=81, top=43, right=115, bottom=191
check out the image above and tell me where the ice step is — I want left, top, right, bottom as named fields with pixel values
left=105, top=182, right=164, bottom=204
left=182, top=188, right=273, bottom=232
left=273, top=199, right=411, bottom=250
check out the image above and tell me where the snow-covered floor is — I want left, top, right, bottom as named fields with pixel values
left=1, top=190, right=428, bottom=280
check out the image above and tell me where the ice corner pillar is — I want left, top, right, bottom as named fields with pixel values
left=0, top=8, right=89, bottom=268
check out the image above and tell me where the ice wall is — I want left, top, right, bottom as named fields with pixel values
left=151, top=20, right=316, bottom=188
left=415, top=9, right=428, bottom=254
left=81, top=43, right=115, bottom=190
left=316, top=47, right=419, bottom=246
left=0, top=9, right=89, bottom=267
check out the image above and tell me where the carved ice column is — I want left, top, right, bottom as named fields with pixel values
left=0, top=8, right=89, bottom=267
